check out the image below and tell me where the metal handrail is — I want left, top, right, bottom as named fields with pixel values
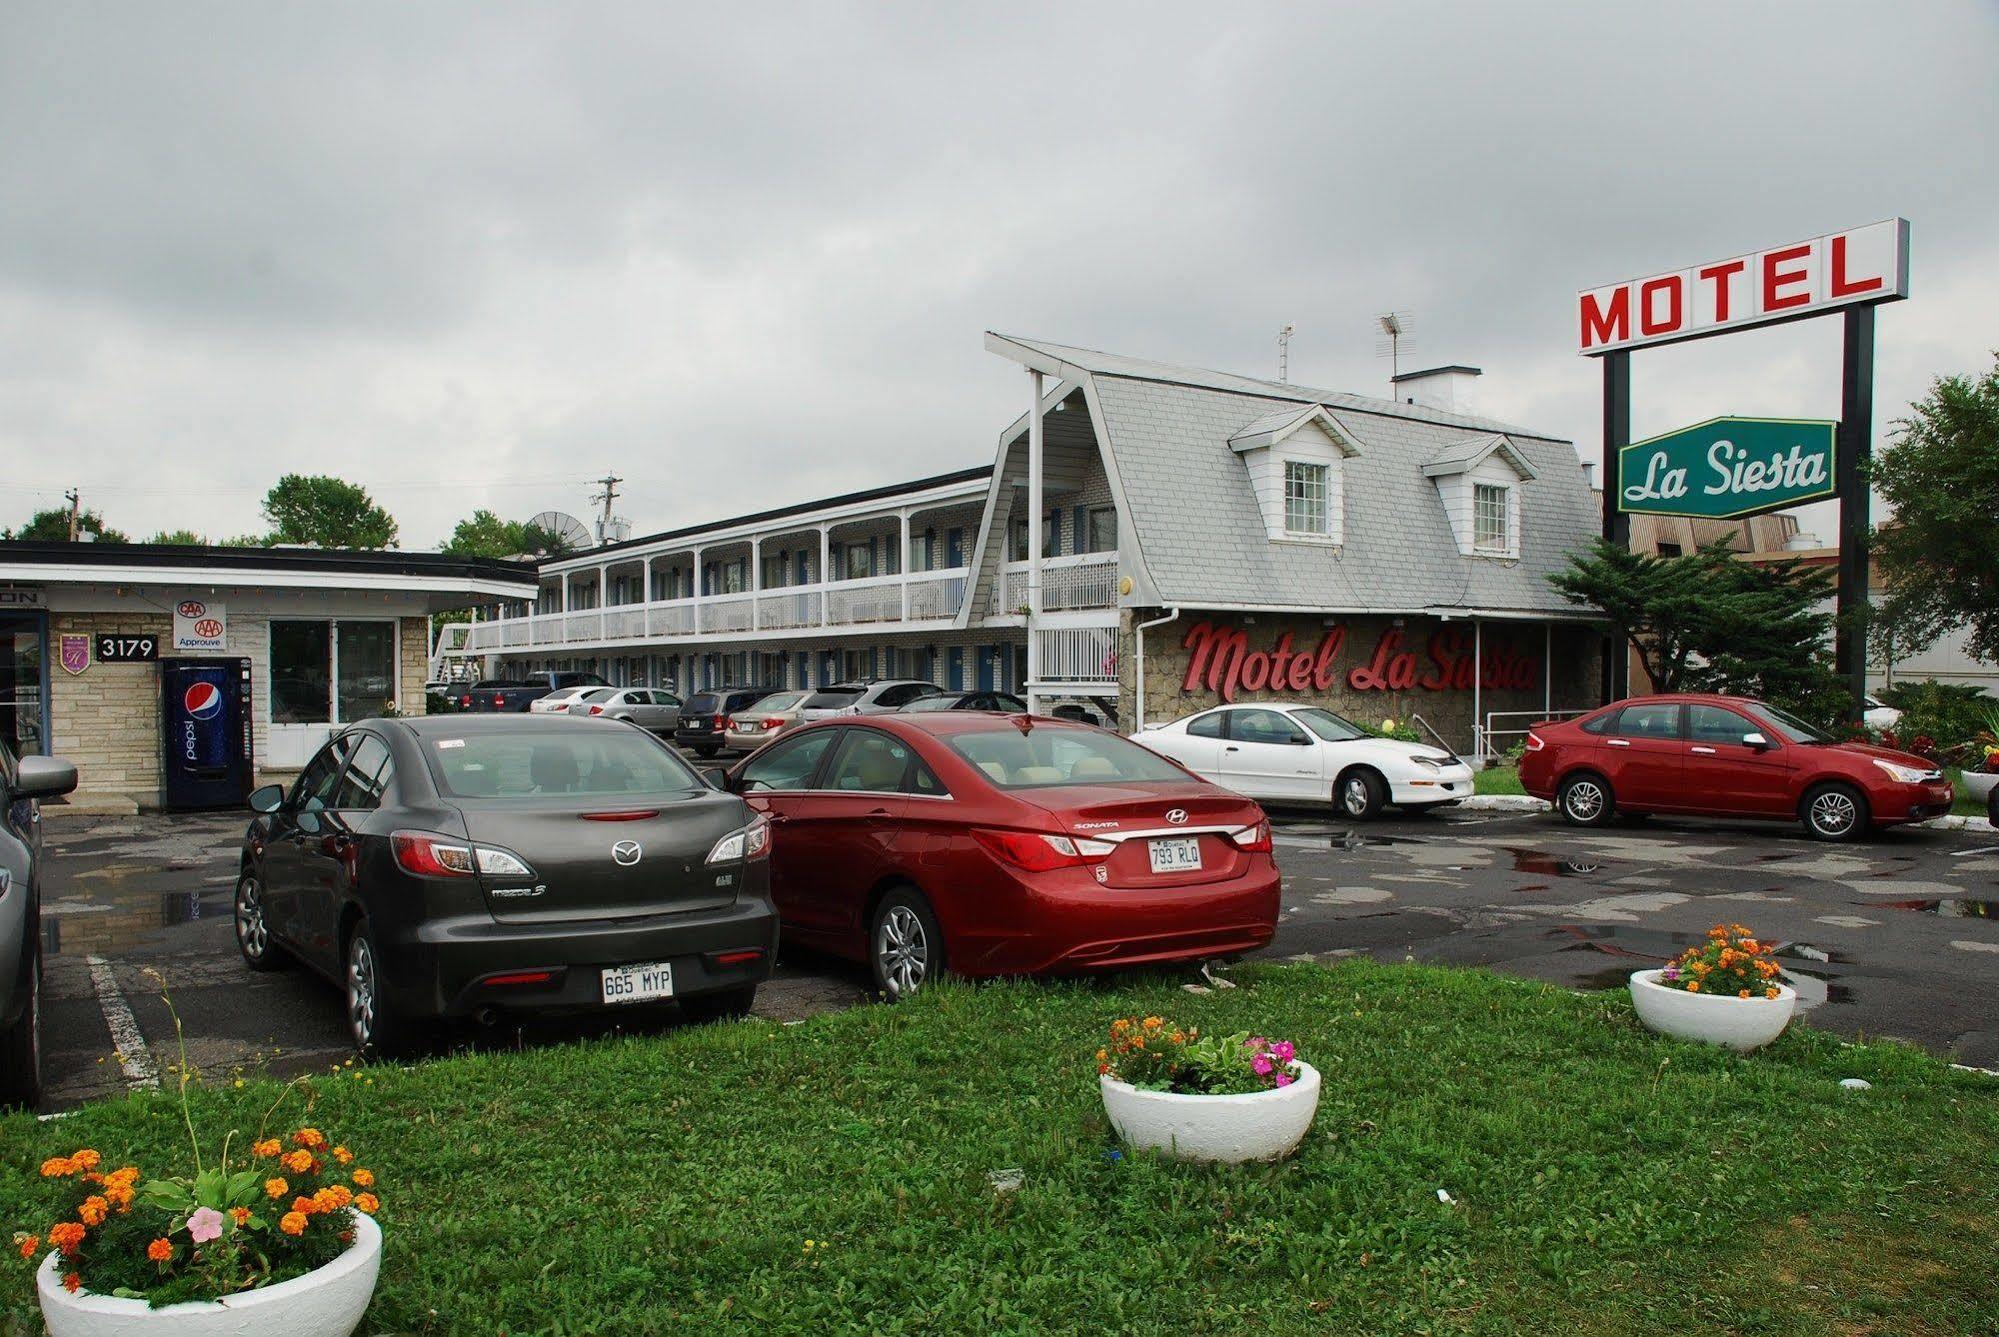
left=1481, top=707, right=1590, bottom=762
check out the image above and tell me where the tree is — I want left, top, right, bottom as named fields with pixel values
left=4, top=506, right=128, bottom=542
left=1869, top=353, right=1999, bottom=665
left=261, top=475, right=399, bottom=549
left=147, top=528, right=205, bottom=545
left=1549, top=537, right=1846, bottom=724
left=440, top=510, right=576, bottom=560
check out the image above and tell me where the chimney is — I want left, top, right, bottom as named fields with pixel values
left=1390, top=364, right=1481, bottom=414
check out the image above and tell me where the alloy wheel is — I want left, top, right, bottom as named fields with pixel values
left=1342, top=778, right=1369, bottom=815
left=236, top=877, right=268, bottom=960
left=876, top=906, right=929, bottom=1000
left=1810, top=790, right=1857, bottom=836
left=347, top=936, right=377, bottom=1049
left=1564, top=780, right=1605, bottom=822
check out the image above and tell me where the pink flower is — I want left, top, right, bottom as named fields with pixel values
left=186, top=1207, right=225, bottom=1244
left=1272, top=1072, right=1294, bottom=1087
left=1251, top=1054, right=1274, bottom=1076
left=1272, top=1041, right=1295, bottom=1063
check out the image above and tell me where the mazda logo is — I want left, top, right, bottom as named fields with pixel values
left=1165, top=809, right=1188, bottom=825
left=611, top=840, right=642, bottom=866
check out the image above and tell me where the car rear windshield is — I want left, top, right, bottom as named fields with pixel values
left=805, top=689, right=862, bottom=708
left=947, top=727, right=1187, bottom=789
left=424, top=728, right=703, bottom=798
left=684, top=694, right=720, bottom=714
left=575, top=687, right=617, bottom=703
left=751, top=691, right=808, bottom=711
left=899, top=694, right=962, bottom=712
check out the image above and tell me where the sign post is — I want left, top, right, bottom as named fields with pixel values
left=1579, top=219, right=1909, bottom=718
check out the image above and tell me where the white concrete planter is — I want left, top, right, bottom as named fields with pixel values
left=1100, top=1061, right=1320, bottom=1164
left=37, top=1212, right=380, bottom=1337
left=1629, top=969, right=1796, bottom=1052
left=1959, top=770, right=1997, bottom=804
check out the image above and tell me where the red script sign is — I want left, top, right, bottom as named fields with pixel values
left=1180, top=621, right=1538, bottom=703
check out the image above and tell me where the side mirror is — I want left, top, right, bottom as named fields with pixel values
left=249, top=783, right=285, bottom=814
left=1742, top=732, right=1770, bottom=750
left=14, top=755, right=78, bottom=800
left=701, top=767, right=732, bottom=792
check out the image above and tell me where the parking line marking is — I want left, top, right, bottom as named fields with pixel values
left=85, top=955, right=158, bottom=1089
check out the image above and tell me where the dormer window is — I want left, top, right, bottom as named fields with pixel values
left=1423, top=432, right=1535, bottom=560
left=1473, top=482, right=1510, bottom=552
left=1228, top=404, right=1363, bottom=547
left=1284, top=461, right=1330, bottom=536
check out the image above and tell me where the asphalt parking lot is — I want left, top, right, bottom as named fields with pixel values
left=31, top=797, right=1999, bottom=1111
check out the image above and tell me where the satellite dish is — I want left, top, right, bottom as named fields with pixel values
left=527, top=511, right=592, bottom=551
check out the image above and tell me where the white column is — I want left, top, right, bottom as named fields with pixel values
left=751, top=536, right=762, bottom=631
left=1544, top=621, right=1553, bottom=720
left=1472, top=617, right=1483, bottom=763
left=692, top=546, right=706, bottom=634
left=1025, top=368, right=1045, bottom=714
left=819, top=526, right=831, bottom=627
left=900, top=509, right=912, bottom=623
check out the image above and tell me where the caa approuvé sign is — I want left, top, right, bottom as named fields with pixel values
left=1618, top=417, right=1837, bottom=521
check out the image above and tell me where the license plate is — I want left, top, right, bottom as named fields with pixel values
left=1148, top=837, right=1202, bottom=873
left=601, top=961, right=674, bottom=1004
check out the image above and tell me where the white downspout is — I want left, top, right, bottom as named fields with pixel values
left=1025, top=368, right=1045, bottom=714
left=1472, top=617, right=1483, bottom=764
left=1133, top=607, right=1181, bottom=733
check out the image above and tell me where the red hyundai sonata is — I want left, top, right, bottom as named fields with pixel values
left=716, top=712, right=1280, bottom=997
left=1519, top=693, right=1953, bottom=842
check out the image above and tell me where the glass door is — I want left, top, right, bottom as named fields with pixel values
left=0, top=614, right=46, bottom=756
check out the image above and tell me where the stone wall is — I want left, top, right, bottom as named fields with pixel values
left=398, top=616, right=429, bottom=716
left=1120, top=608, right=1603, bottom=757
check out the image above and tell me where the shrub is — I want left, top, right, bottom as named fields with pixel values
left=1656, top=925, right=1786, bottom=1000
left=1879, top=679, right=1995, bottom=763
left=1096, top=1016, right=1300, bottom=1095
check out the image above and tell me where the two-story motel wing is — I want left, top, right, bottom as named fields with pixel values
left=443, top=334, right=1605, bottom=755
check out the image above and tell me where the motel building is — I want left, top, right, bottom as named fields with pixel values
left=448, top=335, right=1607, bottom=759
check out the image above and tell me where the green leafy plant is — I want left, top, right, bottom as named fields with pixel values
left=1655, top=924, right=1787, bottom=1000
left=1096, top=1016, right=1299, bottom=1095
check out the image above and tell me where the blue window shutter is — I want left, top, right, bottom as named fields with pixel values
left=947, top=527, right=964, bottom=566
left=1072, top=506, right=1087, bottom=554
left=869, top=536, right=881, bottom=575
left=947, top=647, right=963, bottom=689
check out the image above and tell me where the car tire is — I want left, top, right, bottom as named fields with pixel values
left=234, top=871, right=287, bottom=972
left=1987, top=781, right=1998, bottom=827
left=870, top=886, right=943, bottom=1002
left=0, top=949, right=43, bottom=1109
left=1334, top=768, right=1386, bottom=820
left=1801, top=782, right=1869, bottom=842
left=344, top=920, right=417, bottom=1059
left=680, top=985, right=757, bottom=1024
left=696, top=744, right=720, bottom=759
left=1556, top=772, right=1615, bottom=827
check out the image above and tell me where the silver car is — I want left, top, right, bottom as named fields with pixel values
left=723, top=690, right=814, bottom=750
left=798, top=680, right=944, bottom=721
left=566, top=687, right=683, bottom=733
left=2, top=744, right=79, bottom=1107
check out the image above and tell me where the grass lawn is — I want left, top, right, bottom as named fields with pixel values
left=1473, top=763, right=1528, bottom=796
left=6, top=961, right=1997, bottom=1333
left=1944, top=767, right=1991, bottom=817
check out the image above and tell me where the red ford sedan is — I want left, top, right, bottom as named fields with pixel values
left=716, top=712, right=1280, bottom=997
left=1519, top=693, right=1953, bottom=842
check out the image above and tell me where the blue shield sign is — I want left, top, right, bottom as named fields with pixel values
left=1618, top=416, right=1838, bottom=520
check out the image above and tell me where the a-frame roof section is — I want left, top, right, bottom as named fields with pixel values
left=1228, top=404, right=1363, bottom=456
left=1420, top=432, right=1539, bottom=481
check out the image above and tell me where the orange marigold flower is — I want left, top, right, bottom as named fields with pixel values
left=350, top=1168, right=374, bottom=1188
left=62, top=1272, right=81, bottom=1294
left=264, top=1177, right=289, bottom=1200
left=104, top=1166, right=139, bottom=1187
left=315, top=1185, right=352, bottom=1212
left=147, top=1238, right=173, bottom=1262
left=293, top=1196, right=318, bottom=1216
left=1739, top=989, right=1752, bottom=999
left=103, top=1181, right=134, bottom=1209
left=1766, top=987, right=1781, bottom=999
left=78, top=1197, right=109, bottom=1227
left=71, top=1150, right=100, bottom=1170
left=229, top=1207, right=251, bottom=1227
left=1686, top=981, right=1702, bottom=993
left=15, top=1235, right=38, bottom=1260
left=332, top=1146, right=353, bottom=1165
left=48, top=1222, right=86, bottom=1256
left=279, top=1212, right=307, bottom=1237
left=292, top=1128, right=326, bottom=1149
left=285, top=1149, right=315, bottom=1175
left=353, top=1193, right=378, bottom=1215
left=252, top=1139, right=282, bottom=1158
left=39, top=1156, right=75, bottom=1178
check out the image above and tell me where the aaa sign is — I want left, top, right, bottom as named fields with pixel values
left=1619, top=417, right=1836, bottom=520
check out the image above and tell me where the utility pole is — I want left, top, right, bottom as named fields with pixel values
left=589, top=472, right=623, bottom=545
left=64, top=488, right=80, bottom=541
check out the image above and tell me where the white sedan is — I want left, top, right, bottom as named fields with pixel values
left=1131, top=703, right=1475, bottom=818
left=529, top=685, right=597, bottom=715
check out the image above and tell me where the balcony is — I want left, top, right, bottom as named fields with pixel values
left=991, top=553, right=1118, bottom=616
left=455, top=567, right=971, bottom=653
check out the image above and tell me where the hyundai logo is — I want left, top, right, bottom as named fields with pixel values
left=611, top=840, right=643, bottom=866
left=1164, top=809, right=1188, bottom=825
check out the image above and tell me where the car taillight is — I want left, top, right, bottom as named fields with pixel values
left=589, top=704, right=605, bottom=715
left=706, top=813, right=771, bottom=864
left=391, top=831, right=535, bottom=879
left=972, top=829, right=1116, bottom=872
left=762, top=717, right=784, bottom=730
left=1228, top=820, right=1272, bottom=853
left=1525, top=732, right=1546, bottom=752
left=491, top=694, right=506, bottom=708
left=458, top=695, right=471, bottom=709
left=723, top=717, right=737, bottom=731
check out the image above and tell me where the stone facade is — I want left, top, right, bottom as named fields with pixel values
left=1120, top=608, right=1602, bottom=756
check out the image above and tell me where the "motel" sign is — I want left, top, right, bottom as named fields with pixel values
left=1578, top=218, right=1908, bottom=356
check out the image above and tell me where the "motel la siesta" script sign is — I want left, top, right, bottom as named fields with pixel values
left=1180, top=621, right=1538, bottom=704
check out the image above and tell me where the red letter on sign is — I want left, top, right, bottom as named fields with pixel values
left=1579, top=287, right=1629, bottom=350
left=1697, top=259, right=1746, bottom=323
left=1762, top=244, right=1813, bottom=311
left=1828, top=234, right=1884, bottom=298
left=1638, top=276, right=1683, bottom=337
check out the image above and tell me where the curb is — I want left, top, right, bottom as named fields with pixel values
left=1458, top=793, right=1993, bottom=834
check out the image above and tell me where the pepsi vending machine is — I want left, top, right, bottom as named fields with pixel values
left=160, top=658, right=254, bottom=810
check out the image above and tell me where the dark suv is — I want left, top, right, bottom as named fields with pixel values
left=675, top=687, right=780, bottom=757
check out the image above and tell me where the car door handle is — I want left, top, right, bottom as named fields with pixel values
left=1606, top=739, right=1630, bottom=747
left=1690, top=746, right=1717, bottom=755
left=1224, top=745, right=1241, bottom=753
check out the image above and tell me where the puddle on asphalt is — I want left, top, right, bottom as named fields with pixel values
left=1504, top=847, right=1604, bottom=877
left=1557, top=927, right=1851, bottom=1010
left=1331, top=830, right=1422, bottom=851
left=1876, top=897, right=1999, bottom=919
left=42, top=888, right=212, bottom=958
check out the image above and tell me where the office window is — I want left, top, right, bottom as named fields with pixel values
left=271, top=620, right=396, bottom=725
left=844, top=544, right=873, bottom=580
left=1656, top=541, right=1683, bottom=558
left=1087, top=506, right=1117, bottom=553
left=1284, top=461, right=1330, bottom=536
left=1473, top=483, right=1510, bottom=551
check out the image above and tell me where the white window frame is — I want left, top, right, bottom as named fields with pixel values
left=1472, top=482, right=1512, bottom=554
left=1283, top=460, right=1331, bottom=538
left=267, top=617, right=400, bottom=727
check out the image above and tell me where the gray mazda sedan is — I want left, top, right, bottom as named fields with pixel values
left=237, top=714, right=774, bottom=1057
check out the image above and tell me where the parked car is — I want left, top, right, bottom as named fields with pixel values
left=899, top=690, right=1028, bottom=715
left=798, top=680, right=944, bottom=720
left=0, top=744, right=79, bottom=1107
left=566, top=687, right=683, bottom=733
left=1518, top=693, right=1954, bottom=842
left=530, top=684, right=600, bottom=715
left=1130, top=703, right=1473, bottom=818
left=675, top=687, right=781, bottom=757
left=1862, top=694, right=1902, bottom=732
left=724, top=690, right=814, bottom=751
left=236, top=715, right=774, bottom=1057
left=458, top=671, right=609, bottom=713
left=715, top=713, right=1278, bottom=998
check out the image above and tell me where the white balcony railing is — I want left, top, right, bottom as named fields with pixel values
left=757, top=589, right=822, bottom=630
left=703, top=593, right=755, bottom=633
left=993, top=553, right=1118, bottom=615
left=1036, top=626, right=1117, bottom=683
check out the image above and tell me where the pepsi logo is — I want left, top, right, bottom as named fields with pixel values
left=176, top=600, right=207, bottom=618
left=183, top=681, right=224, bottom=721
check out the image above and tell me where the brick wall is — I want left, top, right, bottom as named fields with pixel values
left=398, top=617, right=429, bottom=715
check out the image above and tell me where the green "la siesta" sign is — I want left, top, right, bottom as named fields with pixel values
left=1618, top=416, right=1838, bottom=520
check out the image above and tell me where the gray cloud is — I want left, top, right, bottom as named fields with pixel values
left=2, top=1, right=1994, bottom=546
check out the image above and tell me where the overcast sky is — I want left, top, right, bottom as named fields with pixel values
left=3, top=2, right=1995, bottom=548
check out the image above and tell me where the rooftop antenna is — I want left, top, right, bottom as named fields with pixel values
left=1277, top=324, right=1295, bottom=383
left=1375, top=311, right=1414, bottom=398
